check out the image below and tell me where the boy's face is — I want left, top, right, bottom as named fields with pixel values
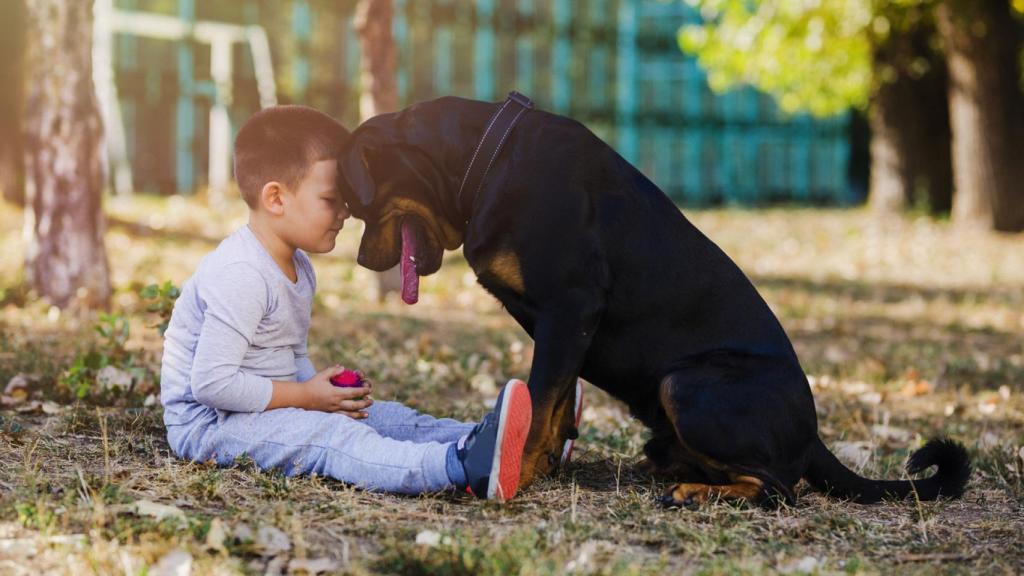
left=279, top=159, right=350, bottom=253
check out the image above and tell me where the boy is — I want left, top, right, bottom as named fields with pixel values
left=160, top=105, right=537, bottom=500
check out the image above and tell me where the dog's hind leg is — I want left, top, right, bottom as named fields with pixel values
left=639, top=423, right=718, bottom=481
left=658, top=475, right=765, bottom=508
left=654, top=360, right=813, bottom=507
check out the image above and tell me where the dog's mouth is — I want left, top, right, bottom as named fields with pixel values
left=357, top=214, right=443, bottom=305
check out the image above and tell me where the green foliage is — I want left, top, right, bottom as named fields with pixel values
left=678, top=0, right=938, bottom=116
left=61, top=350, right=112, bottom=399
left=94, top=312, right=130, bottom=356
left=139, top=280, right=180, bottom=336
left=15, top=498, right=56, bottom=534
left=60, top=312, right=146, bottom=401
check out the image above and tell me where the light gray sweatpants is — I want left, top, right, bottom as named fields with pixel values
left=167, top=401, right=475, bottom=494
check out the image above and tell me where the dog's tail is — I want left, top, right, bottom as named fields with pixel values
left=804, top=437, right=970, bottom=504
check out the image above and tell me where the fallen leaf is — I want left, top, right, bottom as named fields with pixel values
left=415, top=530, right=442, bottom=548
left=4, top=374, right=30, bottom=395
left=232, top=522, right=254, bottom=542
left=779, top=555, right=820, bottom=574
left=858, top=392, right=884, bottom=405
left=0, top=394, right=25, bottom=407
left=151, top=549, right=192, bottom=576
left=288, top=557, right=340, bottom=574
left=254, top=525, right=291, bottom=556
left=834, top=441, right=874, bottom=471
left=978, top=397, right=999, bottom=416
left=899, top=380, right=932, bottom=397
left=978, top=432, right=1001, bottom=450
left=871, top=424, right=911, bottom=443
left=97, top=365, right=133, bottom=392
left=133, top=500, right=186, bottom=523
left=565, top=540, right=610, bottom=573
left=15, top=401, right=43, bottom=413
left=205, top=518, right=227, bottom=554
left=470, top=373, right=497, bottom=396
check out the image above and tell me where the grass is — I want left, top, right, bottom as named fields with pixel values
left=1, top=194, right=1023, bottom=574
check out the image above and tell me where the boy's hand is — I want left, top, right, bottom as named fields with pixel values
left=307, top=365, right=374, bottom=418
left=268, top=365, right=374, bottom=416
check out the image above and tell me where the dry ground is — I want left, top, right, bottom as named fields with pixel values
left=0, top=195, right=1022, bottom=574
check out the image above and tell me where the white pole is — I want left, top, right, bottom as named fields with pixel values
left=246, top=26, right=278, bottom=108
left=93, top=0, right=133, bottom=196
left=208, top=36, right=233, bottom=200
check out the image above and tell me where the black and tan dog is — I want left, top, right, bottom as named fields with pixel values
left=337, top=95, right=970, bottom=507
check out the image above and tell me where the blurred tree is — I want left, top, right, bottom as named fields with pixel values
left=0, top=0, right=26, bottom=206
left=23, top=0, right=111, bottom=308
left=354, top=0, right=403, bottom=301
left=681, top=0, right=1024, bottom=230
left=355, top=0, right=398, bottom=118
left=867, top=7, right=952, bottom=214
left=936, top=0, right=1024, bottom=231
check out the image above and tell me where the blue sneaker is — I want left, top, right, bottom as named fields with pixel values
left=560, top=378, right=584, bottom=466
left=459, top=379, right=533, bottom=501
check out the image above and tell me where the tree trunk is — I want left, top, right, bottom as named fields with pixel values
left=0, top=0, right=26, bottom=206
left=936, top=0, right=1024, bottom=232
left=23, top=0, right=111, bottom=309
left=354, top=0, right=403, bottom=301
left=868, top=19, right=953, bottom=215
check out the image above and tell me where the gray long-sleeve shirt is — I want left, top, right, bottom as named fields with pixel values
left=160, top=225, right=317, bottom=427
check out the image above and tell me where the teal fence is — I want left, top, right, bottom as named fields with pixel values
left=112, top=0, right=853, bottom=205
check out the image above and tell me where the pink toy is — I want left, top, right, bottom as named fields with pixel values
left=330, top=369, right=365, bottom=388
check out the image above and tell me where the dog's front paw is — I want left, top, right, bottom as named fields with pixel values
left=658, top=483, right=709, bottom=509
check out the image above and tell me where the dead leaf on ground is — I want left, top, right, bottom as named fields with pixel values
left=254, top=525, right=291, bottom=557
left=132, top=500, right=186, bottom=523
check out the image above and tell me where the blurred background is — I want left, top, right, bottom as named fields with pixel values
left=0, top=0, right=1022, bottom=311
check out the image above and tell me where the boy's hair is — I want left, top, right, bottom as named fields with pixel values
left=233, top=105, right=349, bottom=209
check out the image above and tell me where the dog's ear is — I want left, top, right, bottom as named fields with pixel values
left=338, top=114, right=400, bottom=209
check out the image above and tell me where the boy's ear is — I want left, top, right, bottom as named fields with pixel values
left=260, top=181, right=286, bottom=215
left=339, top=115, right=399, bottom=210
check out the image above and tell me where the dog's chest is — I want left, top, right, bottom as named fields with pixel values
left=471, top=250, right=526, bottom=295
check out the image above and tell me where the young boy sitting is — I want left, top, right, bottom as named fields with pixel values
left=159, top=105, right=537, bottom=500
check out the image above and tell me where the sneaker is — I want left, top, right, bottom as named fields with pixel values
left=459, top=379, right=533, bottom=501
left=560, top=378, right=585, bottom=466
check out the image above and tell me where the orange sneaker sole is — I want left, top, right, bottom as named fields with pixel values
left=488, top=379, right=532, bottom=502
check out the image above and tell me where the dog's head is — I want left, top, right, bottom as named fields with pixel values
left=338, top=108, right=466, bottom=302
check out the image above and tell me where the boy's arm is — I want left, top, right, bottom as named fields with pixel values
left=267, top=378, right=312, bottom=409
left=190, top=263, right=280, bottom=412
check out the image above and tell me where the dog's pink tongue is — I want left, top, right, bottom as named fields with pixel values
left=400, top=221, right=419, bottom=305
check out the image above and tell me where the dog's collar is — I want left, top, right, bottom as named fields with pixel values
left=457, top=91, right=534, bottom=222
